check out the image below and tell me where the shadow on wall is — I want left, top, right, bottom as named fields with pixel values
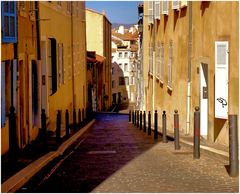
left=111, top=62, right=129, bottom=112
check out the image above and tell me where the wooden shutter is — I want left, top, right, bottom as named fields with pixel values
left=51, top=38, right=57, bottom=94
left=12, top=59, right=17, bottom=110
left=162, top=0, right=168, bottom=15
left=215, top=41, right=228, bottom=119
left=172, top=1, right=179, bottom=10
left=1, top=62, right=6, bottom=127
left=148, top=1, right=153, bottom=24
left=160, top=42, right=164, bottom=81
left=155, top=0, right=160, bottom=20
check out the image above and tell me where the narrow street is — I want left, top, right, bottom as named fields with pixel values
left=17, top=113, right=238, bottom=193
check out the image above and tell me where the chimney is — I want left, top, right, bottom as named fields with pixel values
left=102, top=10, right=106, bottom=15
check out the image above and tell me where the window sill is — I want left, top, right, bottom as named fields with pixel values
left=159, top=79, right=164, bottom=85
left=156, top=75, right=160, bottom=81
left=148, top=71, right=153, bottom=77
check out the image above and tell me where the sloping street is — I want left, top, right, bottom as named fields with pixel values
left=17, top=113, right=238, bottom=193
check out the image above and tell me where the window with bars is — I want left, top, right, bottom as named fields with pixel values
left=149, top=43, right=153, bottom=74
left=168, top=41, right=173, bottom=88
left=160, top=42, right=164, bottom=82
left=1, top=1, right=17, bottom=43
left=148, top=1, right=154, bottom=24
left=156, top=42, right=161, bottom=78
left=155, top=0, right=160, bottom=20
left=162, top=0, right=169, bottom=15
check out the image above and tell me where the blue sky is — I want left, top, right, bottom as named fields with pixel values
left=86, top=1, right=142, bottom=24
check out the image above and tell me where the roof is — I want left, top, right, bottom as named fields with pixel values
left=112, top=31, right=138, bottom=41
left=87, top=51, right=105, bottom=64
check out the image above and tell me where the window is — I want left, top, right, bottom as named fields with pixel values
left=168, top=41, right=173, bottom=88
left=112, top=80, right=115, bottom=88
left=19, top=1, right=26, bottom=11
left=149, top=43, right=153, bottom=73
left=1, top=1, right=17, bottom=43
left=58, top=43, right=64, bottom=85
left=124, top=63, right=128, bottom=71
left=57, top=1, right=62, bottom=6
left=124, top=77, right=129, bottom=85
left=67, top=2, right=71, bottom=13
left=181, top=1, right=188, bottom=7
left=124, top=52, right=128, bottom=58
left=119, top=77, right=125, bottom=85
left=119, top=52, right=122, bottom=58
left=112, top=67, right=114, bottom=75
left=155, top=0, right=160, bottom=20
left=156, top=42, right=161, bottom=77
left=162, top=0, right=169, bottom=15
left=48, top=38, right=57, bottom=95
left=172, top=1, right=179, bottom=10
left=148, top=1, right=154, bottom=24
left=160, top=42, right=164, bottom=82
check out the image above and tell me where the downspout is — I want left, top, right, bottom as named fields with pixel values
left=71, top=2, right=75, bottom=108
left=35, top=1, right=42, bottom=129
left=186, top=1, right=192, bottom=135
left=152, top=6, right=156, bottom=124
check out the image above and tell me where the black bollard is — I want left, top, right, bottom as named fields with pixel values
left=65, top=109, right=69, bottom=138
left=129, top=110, right=131, bottom=122
left=137, top=111, right=139, bottom=128
left=229, top=115, right=239, bottom=177
left=82, top=108, right=85, bottom=122
left=140, top=111, right=142, bottom=130
left=132, top=110, right=134, bottom=124
left=174, top=110, right=180, bottom=150
left=56, top=110, right=61, bottom=143
left=194, top=106, right=200, bottom=159
left=154, top=110, right=158, bottom=140
left=148, top=111, right=151, bottom=135
left=9, top=106, right=18, bottom=160
left=73, top=108, right=77, bottom=131
left=78, top=108, right=81, bottom=128
left=41, top=109, right=47, bottom=145
left=162, top=110, right=168, bottom=143
left=143, top=111, right=146, bottom=132
left=134, top=111, right=137, bottom=126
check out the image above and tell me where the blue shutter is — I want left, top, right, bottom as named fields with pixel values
left=1, top=62, right=6, bottom=127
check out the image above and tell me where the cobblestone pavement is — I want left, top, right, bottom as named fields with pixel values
left=18, top=113, right=238, bottom=193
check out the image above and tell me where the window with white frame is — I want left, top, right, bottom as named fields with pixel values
left=149, top=42, right=153, bottom=73
left=119, top=52, right=122, bottom=58
left=124, top=63, right=128, bottom=71
left=124, top=52, right=128, bottom=58
left=172, top=0, right=179, bottom=10
left=160, top=42, right=164, bottom=82
left=156, top=41, right=161, bottom=78
left=162, top=0, right=169, bottom=15
left=168, top=41, right=173, bottom=88
left=155, top=0, right=160, bottom=20
left=148, top=1, right=154, bottom=24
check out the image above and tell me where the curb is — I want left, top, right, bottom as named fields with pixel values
left=1, top=119, right=96, bottom=193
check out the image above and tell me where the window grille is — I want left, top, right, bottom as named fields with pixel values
left=168, top=41, right=173, bottom=88
left=148, top=1, right=154, bottom=24
left=155, top=0, right=160, bottom=20
left=162, top=0, right=169, bottom=15
left=172, top=1, right=179, bottom=10
left=160, top=42, right=164, bottom=82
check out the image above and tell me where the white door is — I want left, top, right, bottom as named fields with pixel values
left=200, top=63, right=208, bottom=138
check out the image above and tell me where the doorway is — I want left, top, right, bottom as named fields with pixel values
left=200, top=63, right=208, bottom=138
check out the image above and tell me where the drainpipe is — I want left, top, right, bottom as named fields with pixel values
left=71, top=2, right=75, bottom=109
left=152, top=6, right=156, bottom=124
left=186, top=1, right=192, bottom=135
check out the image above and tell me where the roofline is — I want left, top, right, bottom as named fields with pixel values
left=86, top=8, right=112, bottom=25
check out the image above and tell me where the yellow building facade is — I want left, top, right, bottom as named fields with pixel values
left=86, top=9, right=112, bottom=111
left=143, top=1, right=239, bottom=145
left=39, top=1, right=87, bottom=132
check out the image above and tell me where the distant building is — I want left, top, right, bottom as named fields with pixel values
left=112, top=26, right=139, bottom=108
left=86, top=9, right=112, bottom=111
